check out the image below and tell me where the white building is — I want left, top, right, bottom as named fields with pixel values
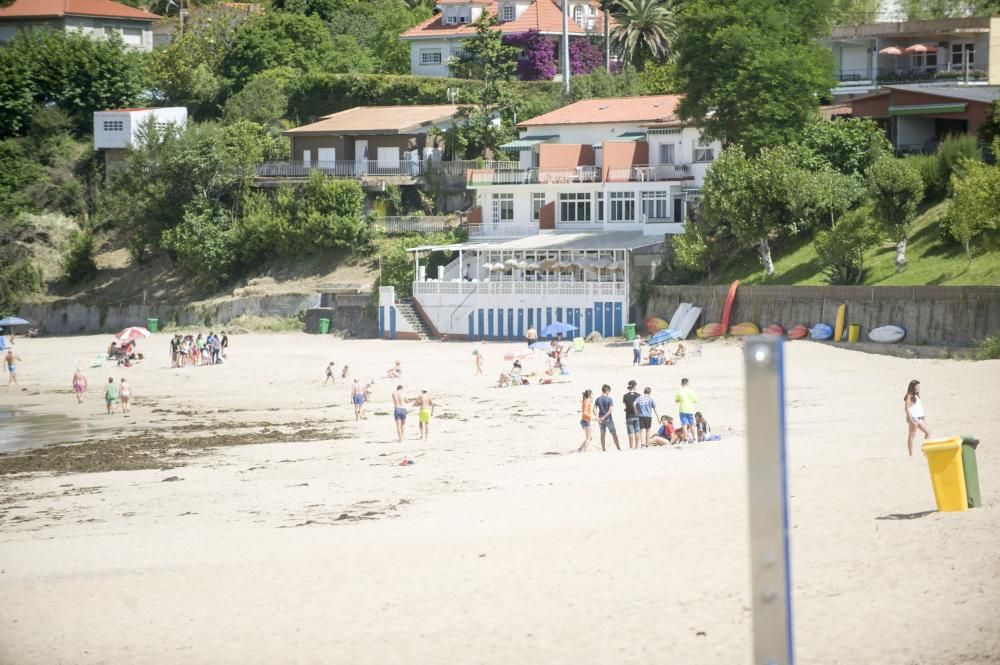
left=93, top=107, right=188, bottom=164
left=0, top=0, right=161, bottom=52
left=379, top=95, right=721, bottom=341
left=400, top=0, right=606, bottom=78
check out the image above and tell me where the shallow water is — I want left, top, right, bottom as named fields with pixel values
left=0, top=408, right=92, bottom=453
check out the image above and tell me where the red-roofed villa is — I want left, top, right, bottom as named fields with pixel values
left=0, top=0, right=161, bottom=51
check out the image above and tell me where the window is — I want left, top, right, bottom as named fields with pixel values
left=609, top=192, right=635, bottom=222
left=492, top=193, right=514, bottom=222
left=446, top=14, right=457, bottom=24
left=559, top=193, right=592, bottom=223
left=459, top=14, right=469, bottom=23
left=574, top=5, right=583, bottom=23
left=122, top=27, right=142, bottom=45
left=532, top=193, right=545, bottom=221
left=501, top=4, right=515, bottom=21
left=658, top=143, right=676, bottom=165
left=693, top=147, right=714, bottom=162
left=641, top=191, right=670, bottom=221
left=596, top=192, right=604, bottom=222
left=103, top=120, right=124, bottom=132
left=951, top=43, right=974, bottom=66
left=912, top=52, right=937, bottom=71
left=421, top=50, right=442, bottom=65
left=451, top=47, right=465, bottom=60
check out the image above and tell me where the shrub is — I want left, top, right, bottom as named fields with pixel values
left=914, top=135, right=980, bottom=201
left=976, top=335, right=1000, bottom=360
left=504, top=31, right=557, bottom=81
left=671, top=222, right=711, bottom=277
left=814, top=207, right=884, bottom=284
left=904, top=153, right=946, bottom=202
left=161, top=201, right=241, bottom=287
left=62, top=230, right=97, bottom=284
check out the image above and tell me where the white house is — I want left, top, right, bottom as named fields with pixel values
left=93, top=107, right=188, bottom=164
left=0, top=0, right=161, bottom=52
left=400, top=0, right=606, bottom=78
left=378, top=95, right=721, bottom=341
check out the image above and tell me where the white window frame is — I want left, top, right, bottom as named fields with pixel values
left=596, top=192, right=604, bottom=222
left=559, top=192, right=592, bottom=223
left=641, top=191, right=670, bottom=221
left=531, top=192, right=545, bottom=222
left=693, top=147, right=715, bottom=163
left=446, top=14, right=457, bottom=24
left=609, top=191, right=635, bottom=223
left=492, top=193, right=514, bottom=222
left=501, top=4, right=515, bottom=21
left=658, top=143, right=676, bottom=165
left=420, top=50, right=443, bottom=66
left=459, top=14, right=469, bottom=23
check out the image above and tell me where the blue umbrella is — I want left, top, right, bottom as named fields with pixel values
left=541, top=321, right=577, bottom=337
left=529, top=341, right=552, bottom=351
left=0, top=316, right=29, bottom=327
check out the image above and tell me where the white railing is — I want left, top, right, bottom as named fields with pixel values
left=258, top=160, right=424, bottom=178
left=606, top=164, right=692, bottom=182
left=467, top=166, right=601, bottom=186
left=427, top=160, right=519, bottom=177
left=372, top=216, right=454, bottom=234
left=467, top=222, right=538, bottom=239
left=413, top=280, right=626, bottom=297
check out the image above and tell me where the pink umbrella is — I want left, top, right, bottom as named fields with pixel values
left=904, top=43, right=938, bottom=54
left=114, top=326, right=151, bottom=344
left=878, top=46, right=903, bottom=55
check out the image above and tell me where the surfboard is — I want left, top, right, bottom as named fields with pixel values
left=676, top=306, right=702, bottom=340
left=834, top=304, right=846, bottom=342
left=696, top=323, right=725, bottom=339
left=667, top=303, right=692, bottom=332
left=720, top=280, right=739, bottom=333
left=764, top=324, right=785, bottom=336
left=645, top=316, right=668, bottom=335
left=810, top=323, right=833, bottom=341
left=788, top=324, right=808, bottom=340
left=868, top=325, right=906, bottom=344
left=729, top=321, right=760, bottom=336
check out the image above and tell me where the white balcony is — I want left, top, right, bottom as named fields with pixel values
left=467, top=222, right=539, bottom=239
left=467, top=166, right=601, bottom=186
left=413, top=280, right=626, bottom=298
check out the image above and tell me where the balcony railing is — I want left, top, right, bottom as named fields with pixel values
left=467, top=166, right=601, bottom=186
left=371, top=216, right=455, bottom=234
left=467, top=222, right=539, bottom=239
left=834, top=68, right=875, bottom=83
left=257, top=160, right=521, bottom=179
left=606, top=164, right=693, bottom=182
left=413, top=280, right=626, bottom=298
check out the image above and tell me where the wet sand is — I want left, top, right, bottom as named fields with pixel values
left=0, top=333, right=998, bottom=664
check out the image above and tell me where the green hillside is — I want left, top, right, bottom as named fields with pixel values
left=711, top=201, right=1000, bottom=286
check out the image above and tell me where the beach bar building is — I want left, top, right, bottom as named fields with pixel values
left=378, top=95, right=721, bottom=340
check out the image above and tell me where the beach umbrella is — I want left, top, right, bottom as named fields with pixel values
left=114, top=326, right=151, bottom=343
left=527, top=262, right=540, bottom=270
left=904, top=43, right=938, bottom=54
left=539, top=258, right=559, bottom=270
left=0, top=316, right=29, bottom=327
left=541, top=321, right=577, bottom=337
left=879, top=45, right=903, bottom=71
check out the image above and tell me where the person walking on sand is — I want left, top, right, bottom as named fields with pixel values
left=392, top=385, right=408, bottom=442
left=5, top=349, right=21, bottom=386
left=119, top=378, right=131, bottom=414
left=351, top=378, right=365, bottom=420
left=325, top=362, right=336, bottom=385
left=474, top=349, right=484, bottom=375
left=72, top=367, right=87, bottom=403
left=416, top=389, right=435, bottom=441
left=104, top=377, right=118, bottom=414
left=526, top=325, right=538, bottom=348
left=675, top=378, right=698, bottom=441
left=595, top=384, right=620, bottom=451
left=636, top=386, right=660, bottom=447
left=904, top=379, right=930, bottom=456
left=632, top=335, right=642, bottom=366
left=578, top=389, right=594, bottom=452
left=341, top=365, right=349, bottom=379
left=622, top=380, right=641, bottom=450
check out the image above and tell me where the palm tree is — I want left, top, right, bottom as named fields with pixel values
left=595, top=0, right=618, bottom=73
left=610, top=0, right=679, bottom=71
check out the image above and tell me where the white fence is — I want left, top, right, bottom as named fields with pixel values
left=605, top=164, right=692, bottom=182
left=372, top=216, right=454, bottom=234
left=413, top=280, right=626, bottom=297
left=467, top=222, right=538, bottom=239
left=467, top=166, right=601, bottom=186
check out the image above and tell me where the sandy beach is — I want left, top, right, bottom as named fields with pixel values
left=0, top=332, right=998, bottom=664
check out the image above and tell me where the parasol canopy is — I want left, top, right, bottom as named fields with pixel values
left=541, top=321, right=577, bottom=336
left=0, top=316, right=29, bottom=327
left=114, top=326, right=151, bottom=344
left=904, top=43, right=938, bottom=54
left=878, top=45, right=903, bottom=55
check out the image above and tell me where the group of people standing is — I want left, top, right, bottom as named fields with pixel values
left=70, top=367, right=131, bottom=415
left=170, top=331, right=228, bottom=368
left=578, top=377, right=716, bottom=452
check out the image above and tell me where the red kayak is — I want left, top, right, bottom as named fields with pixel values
left=764, top=324, right=785, bottom=336
left=720, top=280, right=739, bottom=333
left=787, top=324, right=808, bottom=340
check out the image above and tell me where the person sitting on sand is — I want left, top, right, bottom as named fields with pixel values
left=72, top=367, right=87, bottom=403
left=674, top=343, right=686, bottom=360
left=325, top=362, right=336, bottom=385
left=648, top=416, right=674, bottom=446
left=104, top=377, right=117, bottom=414
left=107, top=341, right=118, bottom=360
left=695, top=412, right=710, bottom=442
left=386, top=360, right=402, bottom=379
left=496, top=370, right=511, bottom=387
left=341, top=364, right=349, bottom=379
left=119, top=377, right=131, bottom=414
left=351, top=379, right=365, bottom=420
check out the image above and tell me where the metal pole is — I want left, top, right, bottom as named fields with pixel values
left=744, top=335, right=794, bottom=665
left=562, top=0, right=571, bottom=95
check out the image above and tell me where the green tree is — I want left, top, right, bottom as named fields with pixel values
left=611, top=0, right=679, bottom=71
left=0, top=29, right=145, bottom=136
left=867, top=155, right=924, bottom=272
left=161, top=200, right=241, bottom=286
left=785, top=167, right=865, bottom=230
left=829, top=0, right=882, bottom=24
left=222, top=12, right=337, bottom=90
left=223, top=70, right=290, bottom=125
left=0, top=139, right=44, bottom=217
left=814, top=206, right=884, bottom=284
left=675, top=0, right=835, bottom=154
left=901, top=0, right=983, bottom=19
left=946, top=156, right=1000, bottom=261
left=797, top=118, right=892, bottom=176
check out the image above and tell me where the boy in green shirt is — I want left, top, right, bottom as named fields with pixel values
left=675, top=377, right=698, bottom=441
left=104, top=377, right=118, bottom=414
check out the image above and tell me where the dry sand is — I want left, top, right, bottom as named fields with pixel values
left=0, top=333, right=998, bottom=664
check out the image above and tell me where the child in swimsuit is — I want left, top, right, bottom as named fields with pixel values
left=325, top=362, right=336, bottom=385
left=119, top=378, right=131, bottom=414
left=577, top=389, right=594, bottom=452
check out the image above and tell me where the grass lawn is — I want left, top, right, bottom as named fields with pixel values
left=710, top=201, right=1000, bottom=286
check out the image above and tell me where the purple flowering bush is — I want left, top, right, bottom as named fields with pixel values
left=503, top=30, right=557, bottom=81
left=569, top=38, right=603, bottom=75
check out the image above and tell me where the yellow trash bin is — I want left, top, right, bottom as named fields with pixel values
left=847, top=323, right=860, bottom=343
left=921, top=437, right=968, bottom=513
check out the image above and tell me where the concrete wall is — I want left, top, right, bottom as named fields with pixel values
left=644, top=285, right=1000, bottom=346
left=307, top=293, right=378, bottom=337
left=19, top=294, right=321, bottom=337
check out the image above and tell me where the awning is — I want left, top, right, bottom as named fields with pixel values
left=499, top=135, right=558, bottom=151
left=593, top=131, right=646, bottom=147
left=889, top=103, right=967, bottom=116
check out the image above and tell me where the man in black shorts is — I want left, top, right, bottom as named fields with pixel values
left=622, top=379, right=641, bottom=450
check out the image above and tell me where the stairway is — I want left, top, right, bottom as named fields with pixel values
left=396, top=300, right=435, bottom=340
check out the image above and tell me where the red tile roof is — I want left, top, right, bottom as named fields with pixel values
left=518, top=95, right=685, bottom=127
left=0, top=0, right=160, bottom=20
left=401, top=0, right=606, bottom=39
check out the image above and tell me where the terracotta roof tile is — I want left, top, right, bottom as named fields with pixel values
left=284, top=105, right=461, bottom=135
left=0, top=0, right=160, bottom=20
left=518, top=95, right=685, bottom=127
left=401, top=0, right=606, bottom=39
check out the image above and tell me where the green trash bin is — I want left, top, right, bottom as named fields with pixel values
left=624, top=323, right=636, bottom=340
left=961, top=436, right=982, bottom=508
left=146, top=318, right=158, bottom=333
left=318, top=318, right=331, bottom=335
